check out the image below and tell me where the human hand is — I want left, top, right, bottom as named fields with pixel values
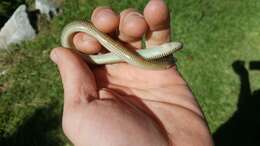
left=50, top=0, right=213, bottom=145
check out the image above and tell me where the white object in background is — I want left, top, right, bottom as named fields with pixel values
left=35, top=0, right=59, bottom=20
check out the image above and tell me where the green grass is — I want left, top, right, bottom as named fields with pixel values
left=0, top=0, right=260, bottom=145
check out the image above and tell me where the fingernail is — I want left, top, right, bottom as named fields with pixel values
left=92, top=6, right=111, bottom=19
left=123, top=11, right=144, bottom=24
left=50, top=49, right=59, bottom=64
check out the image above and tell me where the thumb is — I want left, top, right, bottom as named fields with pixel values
left=50, top=48, right=98, bottom=108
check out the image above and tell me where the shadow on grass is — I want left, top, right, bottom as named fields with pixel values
left=213, top=60, right=260, bottom=146
left=0, top=0, right=25, bottom=27
left=0, top=103, right=64, bottom=146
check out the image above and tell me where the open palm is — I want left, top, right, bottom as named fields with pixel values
left=51, top=0, right=213, bottom=146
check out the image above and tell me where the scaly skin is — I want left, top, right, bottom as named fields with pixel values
left=61, top=21, right=182, bottom=70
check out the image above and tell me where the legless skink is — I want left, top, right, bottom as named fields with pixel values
left=61, top=21, right=182, bottom=70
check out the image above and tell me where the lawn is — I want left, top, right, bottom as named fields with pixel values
left=0, top=0, right=260, bottom=145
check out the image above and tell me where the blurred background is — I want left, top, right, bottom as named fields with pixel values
left=0, top=0, right=259, bottom=145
